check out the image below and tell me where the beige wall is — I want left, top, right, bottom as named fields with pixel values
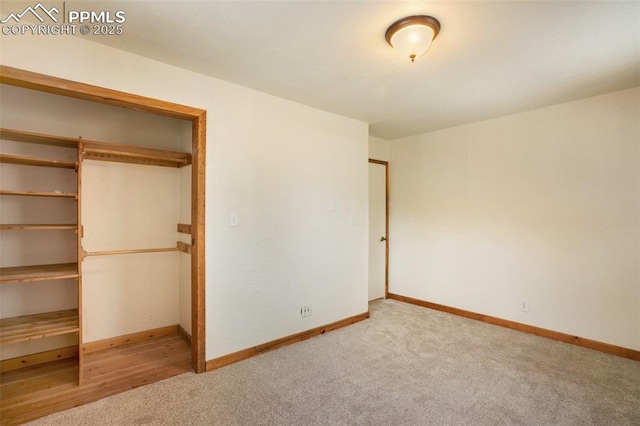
left=81, top=161, right=182, bottom=341
left=369, top=136, right=390, bottom=162
left=389, top=88, right=640, bottom=350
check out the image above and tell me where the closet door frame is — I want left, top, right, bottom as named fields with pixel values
left=0, top=65, right=207, bottom=373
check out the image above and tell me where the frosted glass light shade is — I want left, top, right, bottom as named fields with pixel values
left=385, top=15, right=441, bottom=63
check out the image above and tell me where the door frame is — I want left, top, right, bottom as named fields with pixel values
left=0, top=65, right=207, bottom=373
left=368, top=159, right=389, bottom=298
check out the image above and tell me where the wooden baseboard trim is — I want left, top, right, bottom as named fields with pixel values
left=388, top=293, right=640, bottom=362
left=177, top=324, right=192, bottom=347
left=83, top=325, right=178, bottom=354
left=1, top=346, right=79, bottom=373
left=206, top=311, right=370, bottom=371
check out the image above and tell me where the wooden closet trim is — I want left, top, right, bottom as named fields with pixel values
left=0, top=65, right=207, bottom=374
left=0, top=66, right=201, bottom=119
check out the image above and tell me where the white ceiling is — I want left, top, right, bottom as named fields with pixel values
left=12, top=1, right=640, bottom=139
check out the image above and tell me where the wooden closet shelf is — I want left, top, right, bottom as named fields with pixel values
left=83, top=147, right=191, bottom=168
left=0, top=190, right=77, bottom=198
left=1, top=128, right=191, bottom=168
left=0, top=309, right=79, bottom=345
left=0, top=154, right=77, bottom=169
left=0, top=128, right=78, bottom=148
left=0, top=263, right=79, bottom=285
left=0, top=224, right=78, bottom=231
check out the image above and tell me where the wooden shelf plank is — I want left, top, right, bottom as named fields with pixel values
left=0, top=263, right=79, bottom=285
left=0, top=224, right=78, bottom=231
left=0, top=128, right=79, bottom=148
left=0, top=346, right=79, bottom=373
left=83, top=152, right=186, bottom=168
left=83, top=140, right=191, bottom=168
left=0, top=190, right=77, bottom=198
left=0, top=310, right=79, bottom=345
left=0, top=154, right=76, bottom=169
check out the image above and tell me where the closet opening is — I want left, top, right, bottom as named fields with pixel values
left=0, top=65, right=206, bottom=408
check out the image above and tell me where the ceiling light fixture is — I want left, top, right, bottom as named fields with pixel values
left=385, top=15, right=441, bottom=63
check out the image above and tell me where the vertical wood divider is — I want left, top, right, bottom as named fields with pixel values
left=191, top=112, right=206, bottom=373
left=77, top=138, right=84, bottom=385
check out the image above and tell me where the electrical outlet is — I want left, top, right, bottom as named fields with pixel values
left=300, top=304, right=312, bottom=317
left=520, top=301, right=529, bottom=312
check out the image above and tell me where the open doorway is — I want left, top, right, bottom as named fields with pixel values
left=368, top=159, right=388, bottom=300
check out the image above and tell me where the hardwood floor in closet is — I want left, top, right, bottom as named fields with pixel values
left=0, top=334, right=191, bottom=425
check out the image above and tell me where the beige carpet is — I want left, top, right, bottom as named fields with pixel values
left=30, top=299, right=640, bottom=425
